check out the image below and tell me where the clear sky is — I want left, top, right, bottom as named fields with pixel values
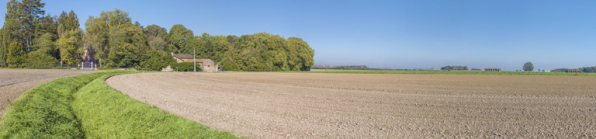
left=2, top=0, right=595, bottom=70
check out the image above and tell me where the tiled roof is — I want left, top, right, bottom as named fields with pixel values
left=182, top=59, right=210, bottom=63
left=172, top=53, right=194, bottom=59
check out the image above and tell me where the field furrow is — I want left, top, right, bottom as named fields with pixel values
left=106, top=72, right=596, bottom=138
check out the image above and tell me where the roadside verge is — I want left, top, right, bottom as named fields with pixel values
left=0, top=71, right=238, bottom=138
left=72, top=74, right=238, bottom=138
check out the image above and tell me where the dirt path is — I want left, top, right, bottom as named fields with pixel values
left=107, top=72, right=596, bottom=138
left=0, top=69, right=100, bottom=117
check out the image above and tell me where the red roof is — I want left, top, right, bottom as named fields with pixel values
left=182, top=59, right=210, bottom=63
left=172, top=53, right=194, bottom=59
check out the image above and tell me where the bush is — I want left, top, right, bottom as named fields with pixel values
left=137, top=50, right=176, bottom=71
left=25, top=49, right=59, bottom=69
left=7, top=42, right=27, bottom=68
left=220, top=56, right=239, bottom=71
left=170, top=62, right=200, bottom=72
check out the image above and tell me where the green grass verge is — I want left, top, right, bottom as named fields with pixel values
left=308, top=69, right=596, bottom=76
left=0, top=71, right=131, bottom=138
left=72, top=75, right=238, bottom=138
left=0, top=71, right=239, bottom=138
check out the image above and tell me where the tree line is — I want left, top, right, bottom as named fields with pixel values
left=311, top=65, right=370, bottom=70
left=551, top=67, right=596, bottom=73
left=0, top=0, right=315, bottom=71
left=440, top=66, right=468, bottom=71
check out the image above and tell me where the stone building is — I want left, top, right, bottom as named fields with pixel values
left=183, top=59, right=218, bottom=72
left=172, top=53, right=194, bottom=63
left=169, top=53, right=218, bottom=72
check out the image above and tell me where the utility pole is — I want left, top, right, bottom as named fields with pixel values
left=194, top=48, right=196, bottom=72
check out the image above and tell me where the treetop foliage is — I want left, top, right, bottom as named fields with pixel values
left=7, top=42, right=26, bottom=67
left=0, top=1, right=315, bottom=71
left=523, top=62, right=534, bottom=71
left=551, top=67, right=596, bottom=73
left=441, top=65, right=468, bottom=71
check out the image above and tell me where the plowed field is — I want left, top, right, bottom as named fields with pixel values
left=0, top=69, right=99, bottom=116
left=106, top=72, right=596, bottom=138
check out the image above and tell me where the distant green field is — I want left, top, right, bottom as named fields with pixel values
left=0, top=71, right=238, bottom=138
left=309, top=69, right=596, bottom=76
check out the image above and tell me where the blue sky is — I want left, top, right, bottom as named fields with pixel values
left=2, top=0, right=596, bottom=70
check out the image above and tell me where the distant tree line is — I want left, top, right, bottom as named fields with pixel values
left=311, top=65, right=336, bottom=69
left=312, top=65, right=369, bottom=70
left=0, top=0, right=315, bottom=71
left=582, top=67, right=596, bottom=73
left=441, top=66, right=468, bottom=71
left=551, top=67, right=596, bottom=73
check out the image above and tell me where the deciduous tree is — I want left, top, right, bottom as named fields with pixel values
left=0, top=0, right=22, bottom=67
left=523, top=62, right=534, bottom=71
left=137, top=50, right=175, bottom=71
left=56, top=29, right=82, bottom=64
left=143, top=24, right=169, bottom=51
left=167, top=24, right=193, bottom=52
left=85, top=8, right=149, bottom=68
left=7, top=42, right=26, bottom=67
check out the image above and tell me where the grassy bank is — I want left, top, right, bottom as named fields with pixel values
left=309, top=69, right=596, bottom=76
left=0, top=71, right=238, bottom=138
left=0, top=71, right=130, bottom=138
left=72, top=75, right=237, bottom=138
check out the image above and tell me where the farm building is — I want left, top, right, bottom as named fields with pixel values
left=170, top=53, right=219, bottom=72
left=172, top=53, right=194, bottom=63
left=485, top=68, right=501, bottom=72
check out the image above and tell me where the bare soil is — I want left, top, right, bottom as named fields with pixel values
left=106, top=72, right=596, bottom=138
left=0, top=69, right=99, bottom=117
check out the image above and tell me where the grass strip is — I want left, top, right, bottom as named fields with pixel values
left=307, top=69, right=596, bottom=76
left=71, top=75, right=238, bottom=138
left=0, top=71, right=132, bottom=138
left=1, top=71, right=238, bottom=138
